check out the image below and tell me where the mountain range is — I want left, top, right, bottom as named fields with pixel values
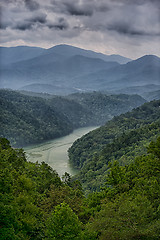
left=0, top=44, right=160, bottom=98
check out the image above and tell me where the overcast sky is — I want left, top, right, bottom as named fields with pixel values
left=0, top=0, right=160, bottom=59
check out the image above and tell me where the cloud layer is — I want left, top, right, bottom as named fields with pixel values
left=0, top=0, right=160, bottom=58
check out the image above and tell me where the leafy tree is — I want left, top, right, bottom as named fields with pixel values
left=85, top=137, right=160, bottom=239
left=45, top=202, right=82, bottom=240
left=147, top=136, right=160, bottom=158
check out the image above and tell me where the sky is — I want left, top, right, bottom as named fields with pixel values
left=0, top=0, right=160, bottom=59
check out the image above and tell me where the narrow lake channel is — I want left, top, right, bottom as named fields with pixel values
left=24, top=126, right=98, bottom=177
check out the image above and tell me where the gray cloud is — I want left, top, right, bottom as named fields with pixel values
left=24, top=0, right=40, bottom=11
left=14, top=22, right=33, bottom=31
left=112, top=0, right=160, bottom=6
left=0, top=22, right=7, bottom=30
left=0, top=6, right=12, bottom=30
left=107, top=23, right=159, bottom=36
left=51, top=0, right=93, bottom=16
left=47, top=18, right=69, bottom=30
left=82, top=1, right=160, bottom=37
left=0, top=0, right=160, bottom=59
left=64, top=3, right=93, bottom=16
left=13, top=12, right=47, bottom=31
left=30, top=13, right=47, bottom=24
left=51, top=0, right=111, bottom=16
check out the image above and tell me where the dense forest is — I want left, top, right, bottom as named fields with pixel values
left=1, top=136, right=160, bottom=239
left=0, top=89, right=145, bottom=147
left=66, top=92, right=146, bottom=125
left=1, top=88, right=160, bottom=239
left=68, top=100, right=160, bottom=193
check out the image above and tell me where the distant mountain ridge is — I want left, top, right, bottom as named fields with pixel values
left=46, top=44, right=131, bottom=64
left=0, top=44, right=131, bottom=66
left=72, top=55, right=160, bottom=92
left=0, top=44, right=159, bottom=97
left=0, top=46, right=45, bottom=65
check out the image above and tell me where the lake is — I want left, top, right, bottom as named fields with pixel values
left=24, top=126, right=98, bottom=177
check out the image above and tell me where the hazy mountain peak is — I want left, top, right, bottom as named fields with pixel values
left=0, top=45, right=159, bottom=96
left=47, top=44, right=131, bottom=64
left=136, top=54, right=160, bottom=61
left=124, top=54, right=160, bottom=69
left=0, top=46, right=45, bottom=65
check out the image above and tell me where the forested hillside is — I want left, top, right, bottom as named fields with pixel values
left=68, top=100, right=160, bottom=192
left=0, top=90, right=74, bottom=146
left=0, top=89, right=145, bottom=147
left=67, top=92, right=146, bottom=125
left=1, top=136, right=160, bottom=239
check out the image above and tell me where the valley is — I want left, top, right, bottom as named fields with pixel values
left=0, top=89, right=145, bottom=147
left=0, top=44, right=160, bottom=240
left=68, top=99, right=160, bottom=192
left=24, top=126, right=98, bottom=177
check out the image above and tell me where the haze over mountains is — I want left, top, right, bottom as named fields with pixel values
left=0, top=89, right=145, bottom=147
left=0, top=44, right=160, bottom=98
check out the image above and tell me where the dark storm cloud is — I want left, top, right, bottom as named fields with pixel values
left=0, top=22, right=7, bottom=30
left=1, top=0, right=40, bottom=11
left=24, top=0, right=40, bottom=11
left=112, top=0, right=160, bottom=6
left=0, top=0, right=160, bottom=58
left=51, top=0, right=93, bottom=16
left=0, top=23, right=6, bottom=30
left=0, top=6, right=12, bottom=29
left=51, top=0, right=110, bottom=16
left=64, top=3, right=93, bottom=16
left=80, top=0, right=160, bottom=37
left=0, top=7, right=5, bottom=29
left=14, top=22, right=33, bottom=31
left=13, top=12, right=47, bottom=31
left=107, top=23, right=159, bottom=36
left=47, top=18, right=69, bottom=30
left=0, top=0, right=16, bottom=3
left=30, top=13, right=47, bottom=24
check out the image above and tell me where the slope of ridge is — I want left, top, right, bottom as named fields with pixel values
left=68, top=99, right=160, bottom=192
left=0, top=45, right=159, bottom=96
left=47, top=44, right=131, bottom=64
left=0, top=89, right=145, bottom=147
left=0, top=52, right=119, bottom=90
left=0, top=46, right=45, bottom=65
left=73, top=54, right=160, bottom=91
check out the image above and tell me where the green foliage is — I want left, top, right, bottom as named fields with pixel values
left=1, top=92, right=160, bottom=239
left=0, top=89, right=145, bottom=147
left=45, top=202, right=82, bottom=240
left=67, top=92, right=146, bottom=125
left=0, top=89, right=73, bottom=147
left=85, top=137, right=160, bottom=239
left=69, top=100, right=160, bottom=192
left=0, top=138, right=84, bottom=239
left=147, top=136, right=160, bottom=158
left=1, top=136, right=160, bottom=239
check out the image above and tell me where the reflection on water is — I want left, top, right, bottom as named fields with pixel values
left=24, top=126, right=98, bottom=177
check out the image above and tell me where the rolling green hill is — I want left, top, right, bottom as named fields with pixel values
left=67, top=92, right=146, bottom=125
left=0, top=90, right=73, bottom=146
left=0, top=89, right=145, bottom=147
left=68, top=100, right=160, bottom=192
